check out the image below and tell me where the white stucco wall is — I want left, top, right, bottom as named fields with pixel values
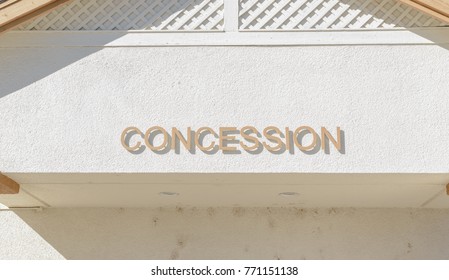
left=1, top=33, right=449, bottom=173
left=1, top=207, right=449, bottom=260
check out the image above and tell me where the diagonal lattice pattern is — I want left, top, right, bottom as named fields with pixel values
left=19, top=0, right=224, bottom=31
left=240, top=0, right=446, bottom=30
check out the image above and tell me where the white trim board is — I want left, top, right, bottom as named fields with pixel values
left=1, top=28, right=449, bottom=47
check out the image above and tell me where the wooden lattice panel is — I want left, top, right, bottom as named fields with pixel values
left=240, top=0, right=446, bottom=30
left=19, top=0, right=224, bottom=30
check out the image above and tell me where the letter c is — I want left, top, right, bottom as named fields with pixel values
left=121, top=127, right=144, bottom=152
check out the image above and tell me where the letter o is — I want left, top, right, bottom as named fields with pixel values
left=293, top=126, right=318, bottom=151
left=145, top=126, right=169, bottom=151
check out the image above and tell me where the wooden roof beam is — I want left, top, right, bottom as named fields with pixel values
left=398, top=0, right=449, bottom=23
left=0, top=173, right=19, bottom=194
left=0, top=0, right=72, bottom=34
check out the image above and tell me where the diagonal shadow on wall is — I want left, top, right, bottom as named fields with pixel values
left=1, top=0, right=448, bottom=100
left=0, top=0, right=224, bottom=99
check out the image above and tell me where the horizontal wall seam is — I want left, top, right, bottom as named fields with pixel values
left=1, top=28, right=449, bottom=47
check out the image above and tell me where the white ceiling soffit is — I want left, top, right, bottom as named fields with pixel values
left=0, top=173, right=448, bottom=209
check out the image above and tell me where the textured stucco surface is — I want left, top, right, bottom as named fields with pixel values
left=0, top=45, right=449, bottom=173
left=1, top=207, right=449, bottom=260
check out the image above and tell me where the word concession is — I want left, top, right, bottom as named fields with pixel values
left=121, top=126, right=343, bottom=154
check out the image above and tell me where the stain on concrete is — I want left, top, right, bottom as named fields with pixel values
left=295, top=208, right=306, bottom=217
left=170, top=236, right=188, bottom=260
left=207, top=207, right=215, bottom=216
left=232, top=207, right=245, bottom=217
left=268, top=218, right=276, bottom=229
left=409, top=210, right=417, bottom=219
left=407, top=242, right=413, bottom=254
left=152, top=217, right=159, bottom=227
left=170, top=250, right=179, bottom=260
left=177, top=238, right=186, bottom=249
